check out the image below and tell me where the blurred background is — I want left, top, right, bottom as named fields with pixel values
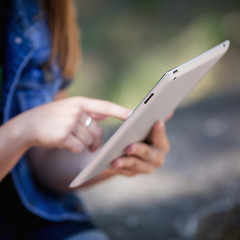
left=69, top=0, right=240, bottom=239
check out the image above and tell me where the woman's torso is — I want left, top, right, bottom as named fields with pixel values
left=1, top=0, right=88, bottom=223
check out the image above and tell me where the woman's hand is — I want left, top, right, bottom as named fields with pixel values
left=78, top=119, right=171, bottom=190
left=103, top=120, right=170, bottom=178
left=21, top=96, right=131, bottom=153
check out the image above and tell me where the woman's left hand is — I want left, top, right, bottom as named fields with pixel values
left=105, top=120, right=170, bottom=177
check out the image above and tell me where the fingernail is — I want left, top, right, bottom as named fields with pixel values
left=157, top=120, right=164, bottom=129
left=125, top=144, right=135, bottom=154
left=128, top=111, right=133, bottom=117
left=112, top=159, right=122, bottom=168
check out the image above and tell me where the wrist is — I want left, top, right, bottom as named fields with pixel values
left=7, top=114, right=34, bottom=151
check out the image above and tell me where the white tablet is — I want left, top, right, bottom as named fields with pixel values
left=70, top=40, right=230, bottom=188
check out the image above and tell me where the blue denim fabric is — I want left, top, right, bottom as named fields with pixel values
left=2, top=0, right=88, bottom=222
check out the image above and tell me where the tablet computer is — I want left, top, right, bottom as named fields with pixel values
left=70, top=40, right=230, bottom=188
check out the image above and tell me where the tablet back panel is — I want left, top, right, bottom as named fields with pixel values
left=70, top=40, right=230, bottom=188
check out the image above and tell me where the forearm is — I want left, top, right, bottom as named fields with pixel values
left=27, top=147, right=115, bottom=192
left=0, top=117, right=30, bottom=181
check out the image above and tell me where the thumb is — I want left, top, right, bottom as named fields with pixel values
left=147, top=120, right=170, bottom=151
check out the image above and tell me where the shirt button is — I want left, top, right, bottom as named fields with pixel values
left=15, top=36, right=22, bottom=44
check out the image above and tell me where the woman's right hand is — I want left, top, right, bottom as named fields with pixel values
left=20, top=96, right=131, bottom=153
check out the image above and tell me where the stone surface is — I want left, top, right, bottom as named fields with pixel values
left=196, top=203, right=240, bottom=240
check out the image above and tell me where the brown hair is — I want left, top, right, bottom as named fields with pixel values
left=43, top=0, right=81, bottom=79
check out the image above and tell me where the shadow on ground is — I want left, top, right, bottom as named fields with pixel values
left=78, top=90, right=240, bottom=240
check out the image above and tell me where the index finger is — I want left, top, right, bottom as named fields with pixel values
left=77, top=97, right=132, bottom=121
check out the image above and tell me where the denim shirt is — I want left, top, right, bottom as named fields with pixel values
left=2, top=0, right=88, bottom=222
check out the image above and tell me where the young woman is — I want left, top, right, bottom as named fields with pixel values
left=0, top=0, right=170, bottom=239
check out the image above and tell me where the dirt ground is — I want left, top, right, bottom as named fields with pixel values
left=78, top=90, right=240, bottom=240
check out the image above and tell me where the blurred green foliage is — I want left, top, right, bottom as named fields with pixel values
left=69, top=0, right=240, bottom=110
